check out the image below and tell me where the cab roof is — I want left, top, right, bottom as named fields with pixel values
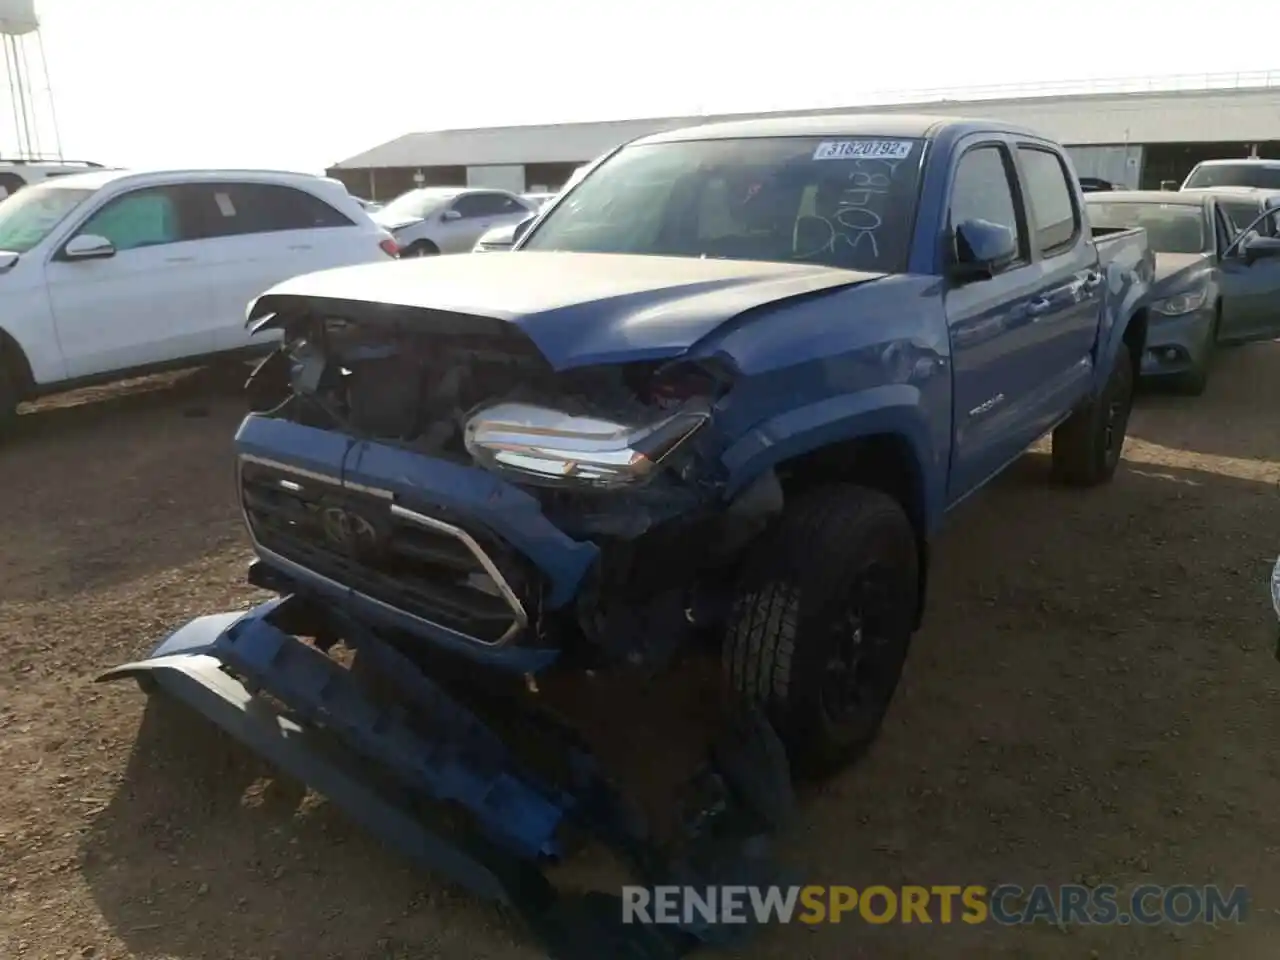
left=633, top=113, right=1041, bottom=145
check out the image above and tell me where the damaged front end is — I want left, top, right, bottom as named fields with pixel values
left=100, top=292, right=798, bottom=958
left=240, top=295, right=780, bottom=673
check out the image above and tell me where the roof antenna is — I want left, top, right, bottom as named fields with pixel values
left=0, top=1, right=62, bottom=161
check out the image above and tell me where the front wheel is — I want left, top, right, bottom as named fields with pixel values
left=1051, top=342, right=1135, bottom=487
left=722, top=485, right=919, bottom=779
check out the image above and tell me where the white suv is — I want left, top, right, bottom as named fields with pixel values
left=0, top=167, right=399, bottom=425
left=0, top=160, right=116, bottom=198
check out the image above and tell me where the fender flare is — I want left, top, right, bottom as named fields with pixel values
left=719, top=384, right=943, bottom=533
left=1094, top=262, right=1149, bottom=390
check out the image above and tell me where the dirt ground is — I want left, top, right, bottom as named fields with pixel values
left=3, top=348, right=1280, bottom=960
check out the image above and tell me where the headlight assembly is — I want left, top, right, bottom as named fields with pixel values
left=1152, top=287, right=1209, bottom=316
left=464, top=400, right=710, bottom=489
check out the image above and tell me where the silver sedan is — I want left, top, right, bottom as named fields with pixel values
left=373, top=187, right=534, bottom=256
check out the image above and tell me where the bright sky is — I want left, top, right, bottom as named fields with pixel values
left=8, top=0, right=1280, bottom=174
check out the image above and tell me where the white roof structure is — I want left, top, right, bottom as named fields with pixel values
left=334, top=71, right=1280, bottom=171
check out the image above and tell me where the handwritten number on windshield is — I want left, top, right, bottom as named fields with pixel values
left=797, top=159, right=901, bottom=263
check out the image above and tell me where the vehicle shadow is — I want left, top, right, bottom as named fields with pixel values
left=79, top=455, right=1280, bottom=959
left=1129, top=340, right=1280, bottom=464
left=79, top=693, right=533, bottom=960
left=9, top=362, right=251, bottom=442
left=0, top=366, right=252, bottom=606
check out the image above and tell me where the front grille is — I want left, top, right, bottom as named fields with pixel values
left=238, top=457, right=529, bottom=645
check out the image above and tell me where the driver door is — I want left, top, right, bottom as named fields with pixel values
left=1219, top=204, right=1280, bottom=342
left=43, top=185, right=216, bottom=378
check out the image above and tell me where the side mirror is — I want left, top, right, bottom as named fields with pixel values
left=63, top=233, right=116, bottom=261
left=441, top=209, right=462, bottom=222
left=1243, top=235, right=1280, bottom=265
left=511, top=215, right=536, bottom=245
left=950, top=218, right=1017, bottom=281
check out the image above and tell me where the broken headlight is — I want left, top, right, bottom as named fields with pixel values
left=464, top=400, right=710, bottom=489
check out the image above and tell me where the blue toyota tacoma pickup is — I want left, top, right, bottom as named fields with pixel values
left=103, top=114, right=1152, bottom=955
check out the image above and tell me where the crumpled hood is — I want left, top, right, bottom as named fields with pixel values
left=247, top=251, right=883, bottom=369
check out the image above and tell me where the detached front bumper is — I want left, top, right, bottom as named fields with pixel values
left=1139, top=307, right=1216, bottom=378
left=98, top=595, right=790, bottom=958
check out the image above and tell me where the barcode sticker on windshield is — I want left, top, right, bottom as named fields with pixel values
left=813, top=140, right=913, bottom=161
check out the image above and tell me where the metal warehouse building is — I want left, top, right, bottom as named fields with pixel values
left=327, top=72, right=1280, bottom=200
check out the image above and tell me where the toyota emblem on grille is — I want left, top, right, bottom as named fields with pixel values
left=321, top=506, right=380, bottom=553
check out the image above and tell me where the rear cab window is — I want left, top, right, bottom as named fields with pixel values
left=1015, top=146, right=1080, bottom=256
left=1085, top=201, right=1208, bottom=254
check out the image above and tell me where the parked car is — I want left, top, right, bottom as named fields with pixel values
left=1078, top=177, right=1121, bottom=193
left=0, top=168, right=399, bottom=429
left=371, top=187, right=535, bottom=256
left=520, top=192, right=556, bottom=209
left=1086, top=189, right=1280, bottom=393
left=353, top=196, right=383, bottom=214
left=1180, top=158, right=1280, bottom=191
left=0, top=159, right=114, bottom=199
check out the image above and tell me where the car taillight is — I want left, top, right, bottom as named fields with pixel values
left=379, top=235, right=400, bottom=258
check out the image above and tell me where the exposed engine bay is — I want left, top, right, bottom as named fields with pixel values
left=243, top=306, right=786, bottom=671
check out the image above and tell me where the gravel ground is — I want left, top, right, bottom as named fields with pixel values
left=2, top=346, right=1280, bottom=960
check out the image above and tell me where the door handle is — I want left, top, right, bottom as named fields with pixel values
left=288, top=244, right=313, bottom=251
left=164, top=255, right=196, bottom=263
left=1026, top=297, right=1053, bottom=317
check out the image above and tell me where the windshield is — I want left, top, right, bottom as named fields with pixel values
left=0, top=182, right=94, bottom=252
left=379, top=188, right=458, bottom=220
left=1087, top=201, right=1208, bottom=254
left=1183, top=163, right=1280, bottom=190
left=522, top=136, right=927, bottom=273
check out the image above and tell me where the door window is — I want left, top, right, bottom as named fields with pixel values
left=78, top=187, right=184, bottom=250
left=1222, top=199, right=1279, bottom=240
left=190, top=182, right=353, bottom=238
left=1016, top=146, right=1079, bottom=254
left=452, top=192, right=525, bottom=218
left=950, top=145, right=1027, bottom=268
